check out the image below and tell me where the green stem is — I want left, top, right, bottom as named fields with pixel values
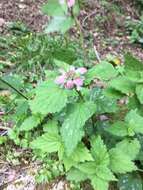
left=70, top=8, right=87, bottom=64
left=75, top=88, right=84, bottom=101
left=0, top=77, right=28, bottom=100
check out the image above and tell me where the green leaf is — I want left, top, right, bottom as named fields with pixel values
left=89, top=88, right=118, bottom=114
left=125, top=70, right=143, bottom=83
left=20, top=115, right=42, bottom=131
left=0, top=136, right=7, bottom=145
left=91, top=176, right=109, bottom=190
left=76, top=163, right=116, bottom=190
left=96, top=166, right=117, bottom=181
left=109, top=148, right=137, bottom=174
left=104, top=87, right=124, bottom=99
left=76, top=162, right=97, bottom=175
left=90, top=136, right=109, bottom=166
left=43, top=120, right=58, bottom=133
left=30, top=125, right=62, bottom=153
left=85, top=61, right=117, bottom=84
left=115, top=139, right=140, bottom=160
left=45, top=16, right=74, bottom=34
left=108, top=76, right=135, bottom=95
left=61, top=101, right=96, bottom=155
left=54, top=59, right=70, bottom=70
left=30, top=81, right=68, bottom=115
left=124, top=53, right=143, bottom=71
left=67, top=168, right=87, bottom=182
left=118, top=173, right=143, bottom=190
left=42, top=0, right=67, bottom=16
left=136, top=84, right=143, bottom=104
left=106, top=121, right=128, bottom=137
left=63, top=143, right=93, bottom=171
left=125, top=110, right=143, bottom=134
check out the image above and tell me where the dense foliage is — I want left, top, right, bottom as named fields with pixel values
left=1, top=0, right=143, bottom=189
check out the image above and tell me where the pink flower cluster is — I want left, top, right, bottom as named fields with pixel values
left=59, top=0, right=75, bottom=8
left=55, top=66, right=87, bottom=90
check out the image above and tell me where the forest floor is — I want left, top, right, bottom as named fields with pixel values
left=0, top=0, right=143, bottom=189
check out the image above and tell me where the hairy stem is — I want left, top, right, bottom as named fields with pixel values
left=0, top=77, right=28, bottom=100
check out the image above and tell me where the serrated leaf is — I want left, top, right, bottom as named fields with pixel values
left=136, top=84, right=143, bottom=104
left=90, top=136, right=109, bottom=166
left=30, top=126, right=62, bottom=153
left=61, top=101, right=96, bottom=155
left=109, top=148, right=137, bottom=174
left=20, top=115, right=42, bottom=131
left=30, top=81, right=68, bottom=115
left=63, top=143, right=93, bottom=171
left=91, top=176, right=109, bottom=190
left=115, top=139, right=140, bottom=160
left=89, top=87, right=118, bottom=114
left=118, top=173, right=143, bottom=190
left=76, top=163, right=116, bottom=190
left=43, top=119, right=58, bottom=133
left=124, top=53, right=143, bottom=71
left=106, top=121, right=128, bottom=137
left=108, top=76, right=135, bottom=95
left=76, top=162, right=96, bottom=174
left=42, top=0, right=67, bottom=16
left=67, top=168, right=87, bottom=182
left=96, top=166, right=117, bottom=181
left=125, top=110, right=143, bottom=134
left=45, top=16, right=74, bottom=34
left=85, top=61, right=117, bottom=84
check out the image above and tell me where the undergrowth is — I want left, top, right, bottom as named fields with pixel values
left=1, top=0, right=143, bottom=190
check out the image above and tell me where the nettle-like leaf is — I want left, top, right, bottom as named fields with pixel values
left=20, top=114, right=43, bottom=131
left=42, top=0, right=67, bottom=16
left=108, top=76, right=136, bottom=95
left=30, top=121, right=62, bottom=153
left=67, top=168, right=87, bottom=182
left=74, top=136, right=116, bottom=190
left=106, top=121, right=129, bottom=137
left=136, top=84, right=143, bottom=104
left=125, top=109, right=143, bottom=134
left=117, top=173, right=143, bottom=190
left=125, top=70, right=143, bottom=83
left=89, top=88, right=118, bottom=114
left=109, top=148, right=137, bottom=174
left=124, top=53, right=143, bottom=71
left=30, top=81, right=68, bottom=115
left=85, top=61, right=117, bottom=84
left=63, top=143, right=93, bottom=171
left=61, top=101, right=96, bottom=155
left=115, top=139, right=140, bottom=160
left=90, top=136, right=109, bottom=166
left=45, top=16, right=75, bottom=34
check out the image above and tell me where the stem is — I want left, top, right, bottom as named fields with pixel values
left=0, top=77, right=28, bottom=100
left=70, top=8, right=87, bottom=64
left=75, top=88, right=84, bottom=101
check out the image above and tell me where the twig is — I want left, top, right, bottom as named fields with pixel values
left=93, top=45, right=101, bottom=63
left=0, top=77, right=28, bottom=100
left=82, top=10, right=97, bottom=27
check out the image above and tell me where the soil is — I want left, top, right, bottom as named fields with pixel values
left=0, top=0, right=143, bottom=189
left=0, top=0, right=48, bottom=33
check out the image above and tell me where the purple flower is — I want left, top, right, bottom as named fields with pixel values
left=55, top=75, right=66, bottom=85
left=65, top=80, right=74, bottom=89
left=76, top=67, right=87, bottom=75
left=55, top=66, right=87, bottom=90
left=67, top=0, right=75, bottom=7
left=73, top=78, right=83, bottom=90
